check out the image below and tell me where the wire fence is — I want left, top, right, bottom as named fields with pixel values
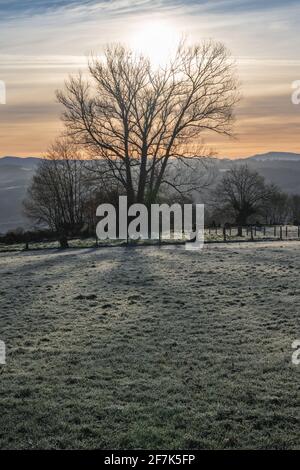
left=205, top=225, right=300, bottom=242
left=1, top=225, right=300, bottom=253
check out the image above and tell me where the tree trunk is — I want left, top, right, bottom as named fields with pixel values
left=236, top=212, right=247, bottom=237
left=137, top=149, right=147, bottom=204
left=59, top=235, right=69, bottom=249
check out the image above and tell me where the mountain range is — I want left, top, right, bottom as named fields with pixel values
left=1, top=152, right=300, bottom=233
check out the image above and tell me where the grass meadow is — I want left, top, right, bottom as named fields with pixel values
left=0, top=242, right=299, bottom=449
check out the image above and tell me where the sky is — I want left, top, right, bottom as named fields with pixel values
left=0, top=0, right=300, bottom=158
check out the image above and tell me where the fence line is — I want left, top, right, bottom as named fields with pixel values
left=1, top=224, right=300, bottom=252
left=204, top=225, right=300, bottom=242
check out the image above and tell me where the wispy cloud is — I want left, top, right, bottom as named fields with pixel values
left=1, top=0, right=300, bottom=17
left=0, top=0, right=300, bottom=157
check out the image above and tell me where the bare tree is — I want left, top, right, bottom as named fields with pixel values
left=24, top=138, right=87, bottom=248
left=83, top=182, right=124, bottom=235
left=290, top=194, right=300, bottom=225
left=262, top=189, right=290, bottom=225
left=214, top=165, right=275, bottom=235
left=57, top=41, right=239, bottom=205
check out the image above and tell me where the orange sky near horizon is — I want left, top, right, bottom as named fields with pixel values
left=1, top=1, right=300, bottom=159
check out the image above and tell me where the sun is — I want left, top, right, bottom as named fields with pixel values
left=130, top=20, right=179, bottom=66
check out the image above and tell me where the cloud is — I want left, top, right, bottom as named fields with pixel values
left=0, top=0, right=300, bottom=157
left=1, top=0, right=300, bottom=17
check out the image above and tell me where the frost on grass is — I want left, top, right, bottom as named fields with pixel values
left=0, top=242, right=299, bottom=449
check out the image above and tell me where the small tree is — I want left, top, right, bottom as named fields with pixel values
left=263, top=189, right=290, bottom=225
left=215, top=165, right=274, bottom=235
left=290, top=194, right=300, bottom=225
left=24, top=138, right=87, bottom=248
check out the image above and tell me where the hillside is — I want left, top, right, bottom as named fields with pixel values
left=1, top=152, right=300, bottom=233
left=216, top=152, right=300, bottom=195
left=244, top=152, right=300, bottom=162
left=0, top=157, right=41, bottom=233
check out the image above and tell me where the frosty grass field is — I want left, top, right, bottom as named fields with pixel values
left=0, top=241, right=299, bottom=449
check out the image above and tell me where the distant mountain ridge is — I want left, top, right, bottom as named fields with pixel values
left=213, top=153, right=300, bottom=199
left=0, top=157, right=41, bottom=233
left=1, top=152, right=300, bottom=233
left=2, top=151, right=300, bottom=163
left=243, top=152, right=300, bottom=162
left=0, top=156, right=42, bottom=167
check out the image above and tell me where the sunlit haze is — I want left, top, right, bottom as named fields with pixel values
left=129, top=20, right=179, bottom=66
left=0, top=0, right=300, bottom=158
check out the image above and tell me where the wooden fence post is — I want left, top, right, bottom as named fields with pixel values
left=280, top=226, right=282, bottom=240
left=158, top=213, right=162, bottom=246
left=251, top=226, right=254, bottom=241
left=223, top=226, right=226, bottom=242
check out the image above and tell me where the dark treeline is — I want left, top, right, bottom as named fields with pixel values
left=12, top=161, right=300, bottom=247
left=2, top=162, right=300, bottom=247
left=0, top=228, right=59, bottom=246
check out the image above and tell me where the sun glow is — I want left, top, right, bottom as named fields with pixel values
left=130, top=20, right=179, bottom=66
